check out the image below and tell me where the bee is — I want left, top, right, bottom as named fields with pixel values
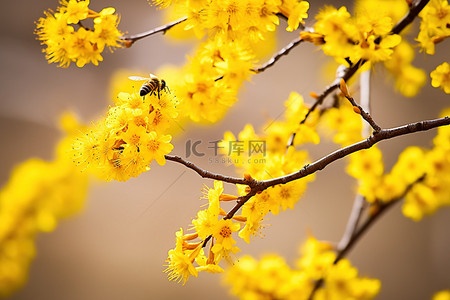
left=128, top=74, right=169, bottom=99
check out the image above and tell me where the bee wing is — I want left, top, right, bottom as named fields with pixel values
left=149, top=74, right=158, bottom=79
left=128, top=76, right=148, bottom=81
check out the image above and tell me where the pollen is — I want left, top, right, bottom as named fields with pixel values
left=220, top=226, right=232, bottom=238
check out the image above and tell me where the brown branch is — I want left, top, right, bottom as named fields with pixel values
left=226, top=117, right=449, bottom=224
left=120, top=17, right=187, bottom=46
left=290, top=0, right=431, bottom=147
left=392, top=0, right=430, bottom=35
left=343, top=94, right=381, bottom=132
left=307, top=175, right=425, bottom=300
left=164, top=155, right=253, bottom=186
left=167, top=117, right=449, bottom=223
left=251, top=36, right=304, bottom=74
left=336, top=194, right=367, bottom=251
left=336, top=70, right=372, bottom=251
left=263, top=117, right=450, bottom=188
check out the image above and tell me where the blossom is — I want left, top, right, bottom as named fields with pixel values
left=73, top=89, right=179, bottom=181
left=35, top=0, right=123, bottom=67
left=431, top=62, right=450, bottom=94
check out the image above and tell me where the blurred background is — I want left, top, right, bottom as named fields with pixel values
left=0, top=0, right=449, bottom=299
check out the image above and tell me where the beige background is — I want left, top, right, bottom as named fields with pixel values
left=1, top=0, right=449, bottom=299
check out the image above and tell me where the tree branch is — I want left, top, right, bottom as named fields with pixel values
left=307, top=175, right=425, bottom=300
left=251, top=36, right=304, bottom=74
left=290, top=0, right=431, bottom=147
left=178, top=117, right=449, bottom=224
left=263, top=117, right=450, bottom=188
left=336, top=70, right=372, bottom=251
left=343, top=93, right=381, bottom=132
left=120, top=17, right=187, bottom=46
left=164, top=155, right=253, bottom=186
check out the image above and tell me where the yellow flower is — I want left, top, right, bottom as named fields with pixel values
left=143, top=131, right=174, bottom=166
left=165, top=248, right=199, bottom=285
left=279, top=0, right=309, bottom=31
left=0, top=115, right=89, bottom=296
left=416, top=0, right=450, bottom=55
left=403, top=183, right=438, bottom=221
left=433, top=290, right=450, bottom=300
left=61, top=0, right=90, bottom=24
left=35, top=0, right=123, bottom=67
left=347, top=147, right=384, bottom=180
left=431, top=62, right=450, bottom=94
left=211, top=219, right=240, bottom=261
left=320, top=101, right=363, bottom=146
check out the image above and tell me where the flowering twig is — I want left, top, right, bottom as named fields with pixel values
left=307, top=175, right=425, bottom=300
left=251, top=36, right=304, bottom=74
left=291, top=0, right=431, bottom=147
left=263, top=117, right=449, bottom=188
left=340, top=79, right=381, bottom=132
left=164, top=155, right=252, bottom=186
left=120, top=17, right=187, bottom=46
left=167, top=117, right=450, bottom=223
left=337, top=70, right=372, bottom=251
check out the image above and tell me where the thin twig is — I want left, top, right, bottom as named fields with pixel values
left=166, top=117, right=450, bottom=221
left=120, top=17, right=187, bottom=46
left=251, top=36, right=304, bottom=74
left=307, top=175, right=425, bottom=300
left=343, top=94, right=381, bottom=132
left=263, top=117, right=449, bottom=188
left=164, top=155, right=254, bottom=186
left=336, top=70, right=372, bottom=251
left=291, top=0, right=430, bottom=147
left=336, top=194, right=367, bottom=251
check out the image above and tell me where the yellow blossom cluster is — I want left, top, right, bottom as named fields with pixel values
left=383, top=41, right=427, bottom=98
left=150, top=0, right=310, bottom=123
left=0, top=114, right=89, bottom=297
left=166, top=39, right=255, bottom=123
left=320, top=99, right=363, bottom=146
left=416, top=0, right=450, bottom=55
left=72, top=87, right=179, bottom=181
left=345, top=111, right=450, bottom=221
left=165, top=92, right=319, bottom=284
left=165, top=181, right=237, bottom=284
left=431, top=62, right=450, bottom=94
left=35, top=0, right=123, bottom=67
left=309, top=5, right=401, bottom=65
left=322, top=98, right=450, bottom=221
left=153, top=0, right=309, bottom=41
left=433, top=290, right=450, bottom=300
left=224, top=236, right=380, bottom=300
left=220, top=92, right=317, bottom=242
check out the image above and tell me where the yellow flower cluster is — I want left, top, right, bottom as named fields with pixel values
left=224, top=236, right=380, bottom=300
left=220, top=92, right=317, bottom=242
left=311, top=5, right=401, bottom=65
left=72, top=87, right=179, bottom=181
left=166, top=39, right=255, bottom=123
left=416, top=0, right=450, bottom=55
left=165, top=93, right=319, bottom=283
left=35, top=0, right=123, bottom=67
left=322, top=100, right=450, bottom=221
left=151, top=0, right=310, bottom=123
left=154, top=0, right=309, bottom=40
left=431, top=62, right=450, bottom=94
left=0, top=114, right=88, bottom=297
left=345, top=110, right=450, bottom=221
left=165, top=181, right=237, bottom=284
left=355, top=0, right=426, bottom=98
left=383, top=41, right=427, bottom=98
